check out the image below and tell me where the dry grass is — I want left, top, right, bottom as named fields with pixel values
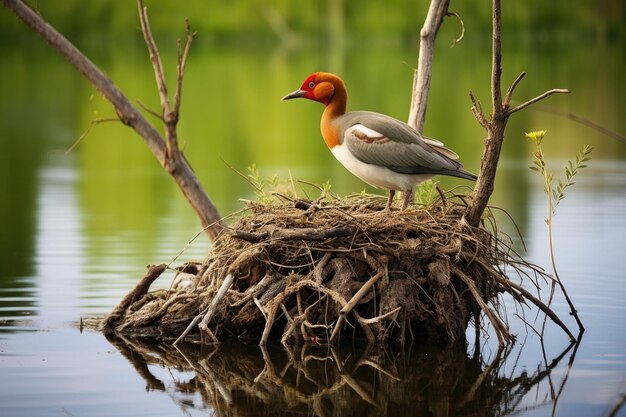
left=98, top=187, right=570, bottom=347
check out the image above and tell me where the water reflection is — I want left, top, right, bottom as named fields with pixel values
left=106, top=335, right=579, bottom=417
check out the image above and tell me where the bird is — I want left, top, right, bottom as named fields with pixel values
left=282, top=72, right=477, bottom=210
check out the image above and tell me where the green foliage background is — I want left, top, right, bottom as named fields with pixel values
left=1, top=0, right=624, bottom=42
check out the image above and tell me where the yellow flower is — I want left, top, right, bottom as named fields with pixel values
left=525, top=130, right=547, bottom=146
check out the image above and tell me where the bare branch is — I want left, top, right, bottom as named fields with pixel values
left=408, top=0, right=450, bottom=133
left=469, top=91, right=488, bottom=129
left=465, top=0, right=573, bottom=229
left=504, top=71, right=526, bottom=107
left=465, top=0, right=508, bottom=227
left=173, top=18, right=196, bottom=119
left=509, top=89, right=571, bottom=115
left=137, top=0, right=182, bottom=162
left=456, top=267, right=511, bottom=348
left=137, top=0, right=171, bottom=118
left=490, top=0, right=503, bottom=114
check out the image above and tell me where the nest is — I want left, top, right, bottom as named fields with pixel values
left=101, top=192, right=551, bottom=346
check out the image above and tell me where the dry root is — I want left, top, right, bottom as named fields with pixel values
left=101, top=193, right=562, bottom=346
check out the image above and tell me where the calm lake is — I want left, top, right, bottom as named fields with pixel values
left=1, top=8, right=626, bottom=416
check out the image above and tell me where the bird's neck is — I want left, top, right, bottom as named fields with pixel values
left=320, top=83, right=347, bottom=149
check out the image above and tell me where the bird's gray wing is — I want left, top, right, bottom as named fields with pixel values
left=341, top=112, right=465, bottom=176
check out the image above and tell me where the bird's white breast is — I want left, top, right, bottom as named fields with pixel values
left=330, top=143, right=432, bottom=191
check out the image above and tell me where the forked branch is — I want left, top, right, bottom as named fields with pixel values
left=464, top=0, right=570, bottom=227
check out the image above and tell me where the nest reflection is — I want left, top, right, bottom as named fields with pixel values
left=105, top=335, right=577, bottom=417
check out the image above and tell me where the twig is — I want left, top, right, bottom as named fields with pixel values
left=137, top=0, right=171, bottom=121
left=341, top=271, right=384, bottom=315
left=260, top=303, right=278, bottom=346
left=469, top=91, right=488, bottom=129
left=358, top=307, right=402, bottom=324
left=173, top=274, right=235, bottom=345
left=504, top=71, right=526, bottom=107
left=198, top=273, right=236, bottom=335
left=455, top=267, right=511, bottom=347
left=173, top=308, right=205, bottom=345
left=470, top=256, right=576, bottom=341
left=446, top=11, right=465, bottom=47
left=352, top=311, right=376, bottom=343
left=136, top=99, right=164, bottom=121
left=65, top=117, right=119, bottom=155
left=330, top=270, right=385, bottom=342
left=102, top=264, right=167, bottom=328
left=509, top=89, right=571, bottom=115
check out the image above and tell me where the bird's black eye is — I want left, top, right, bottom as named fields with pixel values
left=308, top=81, right=315, bottom=89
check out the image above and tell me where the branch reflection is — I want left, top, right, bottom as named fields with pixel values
left=104, top=335, right=579, bottom=417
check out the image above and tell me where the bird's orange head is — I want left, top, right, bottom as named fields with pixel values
left=282, top=72, right=346, bottom=106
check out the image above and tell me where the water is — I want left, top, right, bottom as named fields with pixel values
left=1, top=12, right=626, bottom=417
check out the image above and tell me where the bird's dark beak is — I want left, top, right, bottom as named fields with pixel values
left=281, top=89, right=306, bottom=101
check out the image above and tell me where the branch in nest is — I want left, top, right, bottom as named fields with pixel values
left=198, top=273, right=236, bottom=337
left=330, top=270, right=385, bottom=342
left=231, top=226, right=356, bottom=243
left=454, top=267, right=512, bottom=347
left=102, top=264, right=167, bottom=329
left=469, top=255, right=576, bottom=342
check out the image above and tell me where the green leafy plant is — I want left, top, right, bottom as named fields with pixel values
left=246, top=163, right=280, bottom=204
left=414, top=179, right=439, bottom=205
left=525, top=130, right=592, bottom=337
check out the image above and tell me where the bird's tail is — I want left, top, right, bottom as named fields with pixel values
left=451, top=168, right=478, bottom=181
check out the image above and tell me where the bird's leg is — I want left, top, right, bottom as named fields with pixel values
left=385, top=190, right=396, bottom=210
left=401, top=188, right=415, bottom=210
